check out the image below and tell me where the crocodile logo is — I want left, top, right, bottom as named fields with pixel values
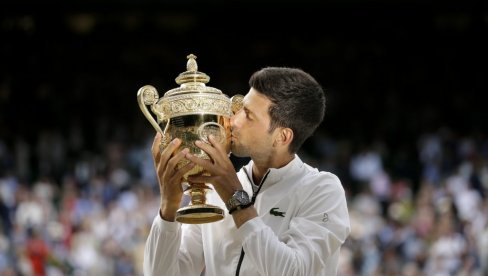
left=270, top=207, right=286, bottom=217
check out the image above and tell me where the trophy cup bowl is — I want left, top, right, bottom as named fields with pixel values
left=137, top=54, right=243, bottom=224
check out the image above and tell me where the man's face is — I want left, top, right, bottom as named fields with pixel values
left=230, top=88, right=276, bottom=159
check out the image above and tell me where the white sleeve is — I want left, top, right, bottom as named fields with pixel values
left=236, top=182, right=350, bottom=275
left=143, top=215, right=205, bottom=276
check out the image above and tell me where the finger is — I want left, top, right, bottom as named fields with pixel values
left=165, top=148, right=190, bottom=175
left=159, top=138, right=182, bottom=172
left=172, top=161, right=196, bottom=181
left=208, top=134, right=225, bottom=154
left=185, top=152, right=215, bottom=173
left=151, top=132, right=162, bottom=161
left=194, top=140, right=218, bottom=160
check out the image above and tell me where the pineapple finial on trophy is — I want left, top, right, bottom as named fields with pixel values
left=175, top=54, right=210, bottom=85
left=186, top=54, right=198, bottom=72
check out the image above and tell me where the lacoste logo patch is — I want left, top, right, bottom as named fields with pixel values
left=270, top=207, right=286, bottom=217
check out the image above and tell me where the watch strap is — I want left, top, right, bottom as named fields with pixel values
left=228, top=202, right=252, bottom=215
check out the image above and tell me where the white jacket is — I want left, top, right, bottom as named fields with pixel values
left=144, top=155, right=351, bottom=276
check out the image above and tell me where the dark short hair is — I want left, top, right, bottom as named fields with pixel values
left=249, top=67, right=326, bottom=153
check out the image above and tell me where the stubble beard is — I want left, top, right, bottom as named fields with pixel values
left=230, top=141, right=250, bottom=158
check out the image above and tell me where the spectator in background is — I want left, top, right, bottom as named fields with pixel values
left=25, top=227, right=49, bottom=276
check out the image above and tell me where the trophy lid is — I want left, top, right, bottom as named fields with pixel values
left=157, top=54, right=232, bottom=118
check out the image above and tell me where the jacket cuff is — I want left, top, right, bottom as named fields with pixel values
left=153, top=214, right=180, bottom=233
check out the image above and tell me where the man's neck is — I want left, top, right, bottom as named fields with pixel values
left=252, top=153, right=294, bottom=184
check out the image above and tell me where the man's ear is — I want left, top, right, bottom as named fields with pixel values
left=274, top=127, right=293, bottom=147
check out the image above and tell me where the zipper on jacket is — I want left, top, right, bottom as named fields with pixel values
left=235, top=168, right=270, bottom=276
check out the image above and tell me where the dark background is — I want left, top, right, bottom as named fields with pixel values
left=1, top=0, right=487, bottom=188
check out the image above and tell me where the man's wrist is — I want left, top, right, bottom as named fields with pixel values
left=160, top=201, right=180, bottom=222
left=159, top=208, right=176, bottom=222
left=231, top=206, right=258, bottom=228
left=228, top=203, right=252, bottom=214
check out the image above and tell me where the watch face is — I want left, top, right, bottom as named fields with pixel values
left=235, top=190, right=250, bottom=204
left=227, top=190, right=251, bottom=210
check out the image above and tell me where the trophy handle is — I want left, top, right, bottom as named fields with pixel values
left=230, top=94, right=244, bottom=114
left=137, top=85, right=164, bottom=134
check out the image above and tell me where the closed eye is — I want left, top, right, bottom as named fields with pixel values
left=243, top=107, right=252, bottom=120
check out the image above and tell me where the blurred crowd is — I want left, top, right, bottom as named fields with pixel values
left=305, top=129, right=488, bottom=276
left=1, top=122, right=487, bottom=276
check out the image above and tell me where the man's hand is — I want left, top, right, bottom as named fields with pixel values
left=152, top=133, right=195, bottom=221
left=185, top=135, right=258, bottom=228
left=185, top=135, right=241, bottom=204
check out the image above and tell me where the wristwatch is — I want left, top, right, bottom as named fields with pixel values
left=226, top=190, right=251, bottom=214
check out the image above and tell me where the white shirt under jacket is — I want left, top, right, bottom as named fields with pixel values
left=144, top=155, right=351, bottom=276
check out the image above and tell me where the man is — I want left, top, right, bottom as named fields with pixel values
left=144, top=67, right=351, bottom=275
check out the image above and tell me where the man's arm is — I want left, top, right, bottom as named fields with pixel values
left=144, top=133, right=205, bottom=276
left=143, top=215, right=205, bottom=276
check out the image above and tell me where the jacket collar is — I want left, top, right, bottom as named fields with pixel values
left=244, top=154, right=303, bottom=190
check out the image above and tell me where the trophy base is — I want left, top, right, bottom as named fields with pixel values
left=175, top=204, right=225, bottom=224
